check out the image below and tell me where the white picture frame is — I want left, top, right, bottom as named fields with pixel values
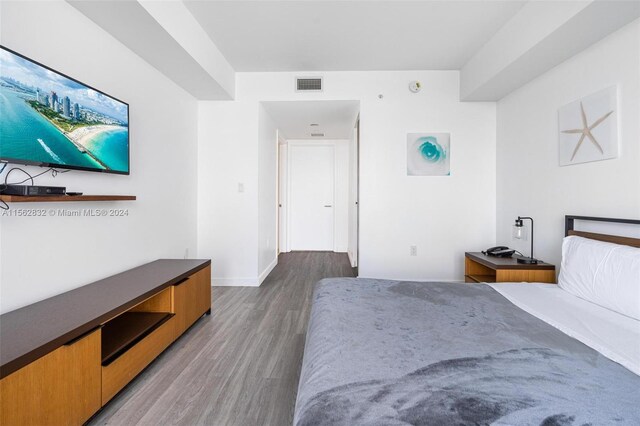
left=407, top=133, right=451, bottom=176
left=558, top=86, right=618, bottom=166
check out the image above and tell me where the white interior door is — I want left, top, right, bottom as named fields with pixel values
left=290, top=144, right=335, bottom=251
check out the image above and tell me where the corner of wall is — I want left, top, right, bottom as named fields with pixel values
left=258, top=256, right=278, bottom=285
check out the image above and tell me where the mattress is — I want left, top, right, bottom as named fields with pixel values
left=294, top=279, right=640, bottom=425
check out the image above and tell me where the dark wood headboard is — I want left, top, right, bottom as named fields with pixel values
left=565, top=215, right=640, bottom=248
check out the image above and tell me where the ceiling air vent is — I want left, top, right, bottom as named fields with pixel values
left=296, top=77, right=323, bottom=92
left=311, top=133, right=325, bottom=137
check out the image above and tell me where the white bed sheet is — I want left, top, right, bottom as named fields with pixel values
left=489, top=283, right=640, bottom=376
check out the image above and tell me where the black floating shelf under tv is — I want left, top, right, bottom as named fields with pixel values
left=101, top=312, right=174, bottom=366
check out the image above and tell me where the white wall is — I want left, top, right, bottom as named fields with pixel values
left=258, top=105, right=278, bottom=282
left=198, top=102, right=258, bottom=285
left=284, top=139, right=350, bottom=253
left=198, top=71, right=496, bottom=283
left=496, top=19, right=640, bottom=269
left=334, top=139, right=350, bottom=253
left=0, top=1, right=198, bottom=313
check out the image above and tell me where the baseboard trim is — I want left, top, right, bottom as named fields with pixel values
left=212, top=257, right=278, bottom=288
left=356, top=274, right=462, bottom=283
left=212, top=277, right=260, bottom=287
left=347, top=250, right=357, bottom=268
left=259, top=257, right=278, bottom=285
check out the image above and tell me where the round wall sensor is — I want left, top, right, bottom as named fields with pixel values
left=409, top=81, right=422, bottom=93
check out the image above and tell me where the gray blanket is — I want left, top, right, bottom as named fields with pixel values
left=294, top=279, right=640, bottom=426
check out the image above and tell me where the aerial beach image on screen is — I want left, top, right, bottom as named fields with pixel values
left=0, top=48, right=128, bottom=173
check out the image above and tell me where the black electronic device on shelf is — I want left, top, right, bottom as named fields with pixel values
left=0, top=184, right=66, bottom=196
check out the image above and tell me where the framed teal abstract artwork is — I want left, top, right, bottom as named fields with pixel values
left=407, top=133, right=450, bottom=176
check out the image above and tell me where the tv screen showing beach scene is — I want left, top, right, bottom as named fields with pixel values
left=0, top=46, right=129, bottom=174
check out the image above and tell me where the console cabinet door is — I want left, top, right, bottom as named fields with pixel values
left=0, top=329, right=101, bottom=426
left=172, top=277, right=193, bottom=337
left=193, top=265, right=212, bottom=319
left=172, top=266, right=211, bottom=337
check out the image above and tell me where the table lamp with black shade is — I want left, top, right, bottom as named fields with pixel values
left=513, top=216, right=539, bottom=264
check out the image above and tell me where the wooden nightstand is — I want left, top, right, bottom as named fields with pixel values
left=464, top=252, right=556, bottom=284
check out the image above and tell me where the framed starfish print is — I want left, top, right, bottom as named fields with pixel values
left=558, top=86, right=618, bottom=166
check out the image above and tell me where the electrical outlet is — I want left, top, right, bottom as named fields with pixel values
left=184, top=248, right=189, bottom=259
left=238, top=183, right=245, bottom=193
left=410, top=245, right=417, bottom=256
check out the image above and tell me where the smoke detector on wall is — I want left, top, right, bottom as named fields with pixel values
left=409, top=81, right=422, bottom=93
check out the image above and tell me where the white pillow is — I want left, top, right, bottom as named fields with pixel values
left=559, top=235, right=640, bottom=320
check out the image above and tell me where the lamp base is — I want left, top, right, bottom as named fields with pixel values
left=515, top=256, right=539, bottom=265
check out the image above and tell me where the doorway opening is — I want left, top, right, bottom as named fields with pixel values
left=263, top=101, right=360, bottom=275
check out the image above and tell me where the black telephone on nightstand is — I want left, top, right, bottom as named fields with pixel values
left=483, top=246, right=515, bottom=258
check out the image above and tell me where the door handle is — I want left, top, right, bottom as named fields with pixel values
left=173, top=277, right=189, bottom=287
left=64, top=327, right=99, bottom=346
left=324, top=205, right=332, bottom=207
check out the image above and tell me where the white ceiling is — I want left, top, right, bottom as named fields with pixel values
left=262, top=100, right=360, bottom=140
left=69, top=0, right=234, bottom=99
left=184, top=0, right=526, bottom=72
left=70, top=1, right=638, bottom=100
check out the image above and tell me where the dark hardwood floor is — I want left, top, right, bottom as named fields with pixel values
left=89, top=251, right=355, bottom=426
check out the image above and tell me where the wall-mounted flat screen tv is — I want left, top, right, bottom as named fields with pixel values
left=0, top=46, right=129, bottom=174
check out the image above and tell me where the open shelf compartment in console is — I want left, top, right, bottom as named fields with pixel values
left=101, top=312, right=173, bottom=366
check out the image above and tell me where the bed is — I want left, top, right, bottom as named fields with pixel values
left=294, top=216, right=640, bottom=425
